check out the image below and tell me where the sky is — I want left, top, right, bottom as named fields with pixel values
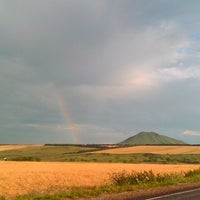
left=1, top=0, right=200, bottom=144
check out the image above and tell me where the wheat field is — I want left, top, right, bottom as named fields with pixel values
left=95, top=145, right=200, bottom=154
left=0, top=145, right=41, bottom=152
left=0, top=162, right=200, bottom=198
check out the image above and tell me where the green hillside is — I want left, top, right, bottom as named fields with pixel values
left=120, top=131, right=186, bottom=145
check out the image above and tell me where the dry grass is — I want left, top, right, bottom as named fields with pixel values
left=95, top=146, right=200, bottom=154
left=0, top=162, right=200, bottom=198
left=0, top=145, right=42, bottom=152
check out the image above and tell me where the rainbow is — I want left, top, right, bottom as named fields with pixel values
left=52, top=83, right=80, bottom=144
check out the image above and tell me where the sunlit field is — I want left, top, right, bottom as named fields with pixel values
left=0, top=161, right=200, bottom=198
left=95, top=145, right=200, bottom=154
left=0, top=145, right=41, bottom=152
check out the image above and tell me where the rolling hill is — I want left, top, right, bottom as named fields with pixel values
left=120, top=131, right=186, bottom=145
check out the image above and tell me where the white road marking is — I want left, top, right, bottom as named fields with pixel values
left=145, top=187, right=200, bottom=200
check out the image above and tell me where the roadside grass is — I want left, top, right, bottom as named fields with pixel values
left=8, top=168, right=200, bottom=200
left=109, top=170, right=183, bottom=186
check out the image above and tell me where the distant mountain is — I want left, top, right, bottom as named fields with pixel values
left=120, top=131, right=186, bottom=145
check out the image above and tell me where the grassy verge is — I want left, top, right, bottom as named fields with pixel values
left=7, top=168, right=200, bottom=200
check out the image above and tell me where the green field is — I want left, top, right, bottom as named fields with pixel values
left=1, top=145, right=200, bottom=164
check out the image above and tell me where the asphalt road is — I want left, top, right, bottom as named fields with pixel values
left=146, top=188, right=200, bottom=200
left=87, top=183, right=200, bottom=200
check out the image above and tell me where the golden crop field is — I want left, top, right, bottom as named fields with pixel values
left=95, top=145, right=200, bottom=154
left=0, top=162, right=200, bottom=198
left=0, top=145, right=42, bottom=152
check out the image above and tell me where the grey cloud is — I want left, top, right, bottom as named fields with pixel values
left=0, top=0, right=191, bottom=85
left=1, top=1, right=200, bottom=144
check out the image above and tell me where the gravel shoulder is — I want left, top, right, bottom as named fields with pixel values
left=82, top=182, right=200, bottom=200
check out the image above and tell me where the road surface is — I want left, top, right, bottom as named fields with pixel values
left=146, top=188, right=200, bottom=200
left=87, top=183, right=200, bottom=200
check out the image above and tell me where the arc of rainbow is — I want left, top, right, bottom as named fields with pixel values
left=52, top=82, right=80, bottom=144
